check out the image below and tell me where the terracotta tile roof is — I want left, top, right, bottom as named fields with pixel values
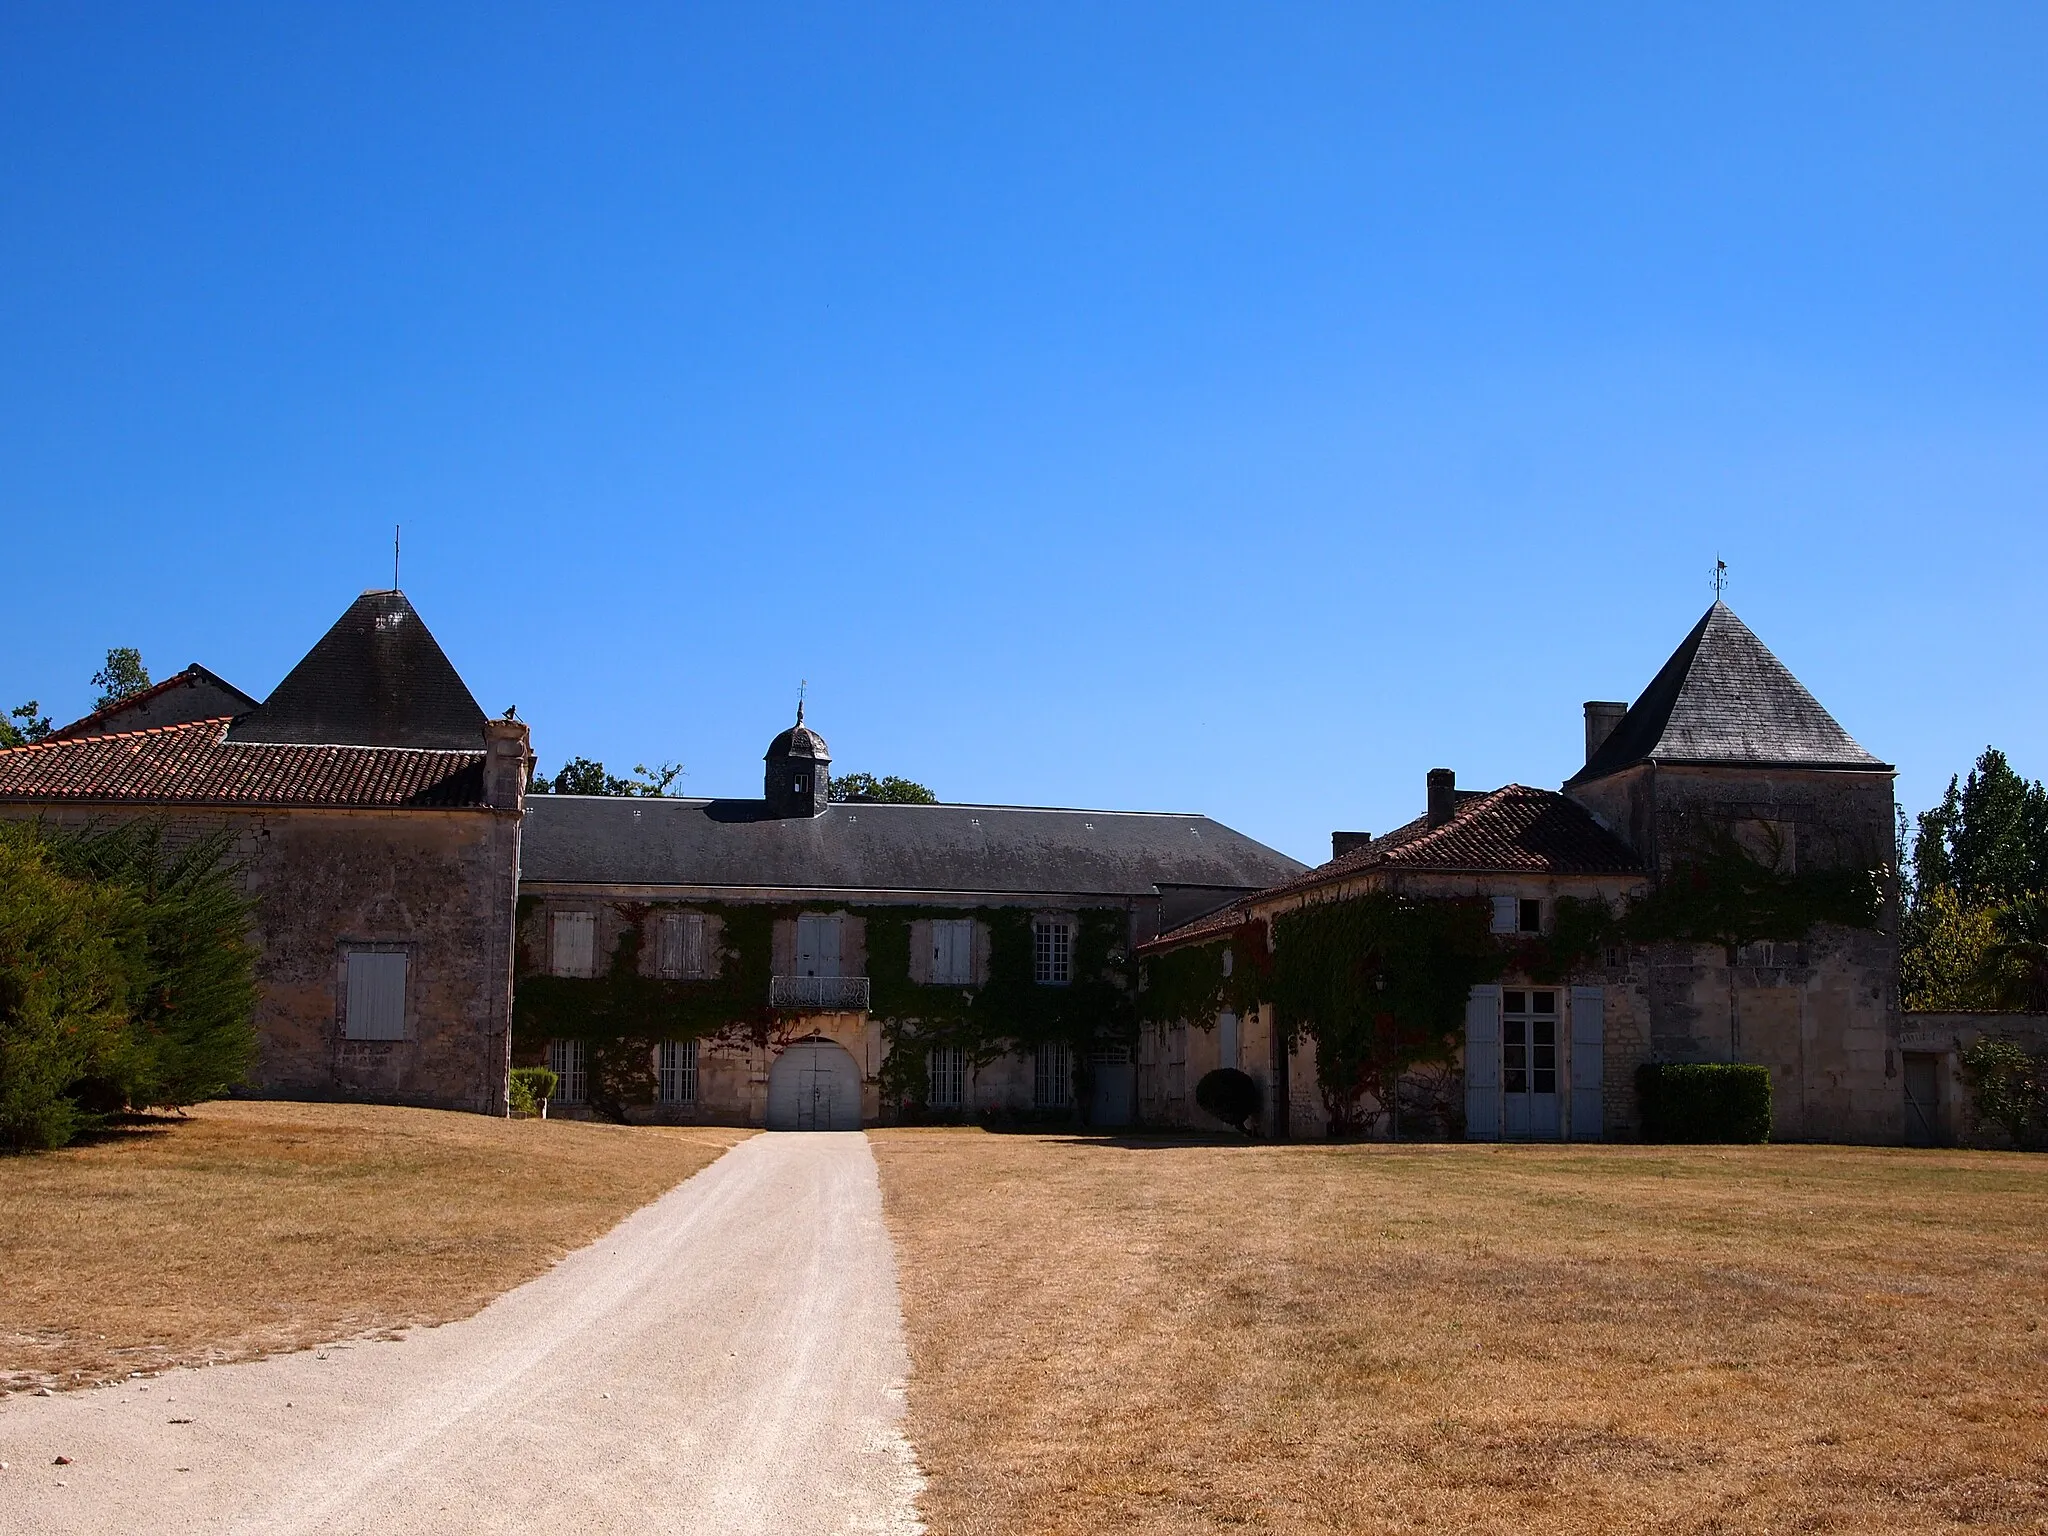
left=46, top=664, right=259, bottom=741
left=0, top=716, right=488, bottom=809
left=1142, top=785, right=1641, bottom=951
left=1138, top=898, right=1255, bottom=953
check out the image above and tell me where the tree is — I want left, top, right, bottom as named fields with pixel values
left=1911, top=748, right=2048, bottom=907
left=831, top=773, right=937, bottom=804
left=0, top=702, right=52, bottom=749
left=1901, top=884, right=2001, bottom=1011
left=1979, top=894, right=2048, bottom=1013
left=91, top=648, right=151, bottom=710
left=535, top=757, right=685, bottom=797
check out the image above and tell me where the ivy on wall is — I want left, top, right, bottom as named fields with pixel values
left=510, top=899, right=1136, bottom=1121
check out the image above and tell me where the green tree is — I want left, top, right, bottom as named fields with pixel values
left=91, top=648, right=151, bottom=710
left=0, top=829, right=138, bottom=1150
left=1901, top=883, right=2001, bottom=1012
left=537, top=757, right=686, bottom=796
left=1960, top=1035, right=2045, bottom=1147
left=1978, top=893, right=2048, bottom=1013
left=0, top=702, right=52, bottom=749
left=1912, top=748, right=2048, bottom=906
left=831, top=773, right=937, bottom=804
left=44, top=822, right=258, bottom=1111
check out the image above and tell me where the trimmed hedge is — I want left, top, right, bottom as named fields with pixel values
left=509, top=1066, right=558, bottom=1117
left=1635, top=1062, right=1772, bottom=1143
left=1194, top=1067, right=1261, bottom=1133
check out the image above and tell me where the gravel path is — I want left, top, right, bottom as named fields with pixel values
left=0, top=1131, right=923, bottom=1535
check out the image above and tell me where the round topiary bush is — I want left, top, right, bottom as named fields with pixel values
left=1195, top=1067, right=1261, bottom=1133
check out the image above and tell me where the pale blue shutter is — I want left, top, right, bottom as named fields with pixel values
left=346, top=951, right=407, bottom=1040
left=1489, top=897, right=1517, bottom=934
left=1465, top=984, right=1501, bottom=1140
left=1570, top=986, right=1605, bottom=1140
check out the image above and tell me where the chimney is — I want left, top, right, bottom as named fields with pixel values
left=1426, top=768, right=1456, bottom=828
left=484, top=717, right=532, bottom=813
left=1331, top=831, right=1373, bottom=860
left=1583, top=701, right=1628, bottom=765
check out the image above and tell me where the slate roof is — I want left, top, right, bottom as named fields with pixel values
left=0, top=716, right=489, bottom=808
left=1142, top=785, right=1641, bottom=952
left=227, top=590, right=488, bottom=750
left=48, top=664, right=261, bottom=742
left=521, top=796, right=1307, bottom=898
left=1573, top=602, right=1889, bottom=781
left=766, top=708, right=830, bottom=762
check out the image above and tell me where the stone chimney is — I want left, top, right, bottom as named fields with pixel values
left=484, top=717, right=532, bottom=813
left=1331, top=831, right=1373, bottom=860
left=1583, top=701, right=1628, bottom=765
left=1426, top=768, right=1456, bottom=828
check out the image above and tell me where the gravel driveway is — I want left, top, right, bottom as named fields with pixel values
left=0, top=1131, right=923, bottom=1535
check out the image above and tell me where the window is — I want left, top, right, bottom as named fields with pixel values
left=657, top=1038, right=698, bottom=1104
left=547, top=1038, right=587, bottom=1104
left=1218, top=1010, right=1240, bottom=1071
left=796, top=913, right=844, bottom=977
left=1501, top=990, right=1558, bottom=1097
left=550, top=912, right=595, bottom=978
left=931, top=919, right=974, bottom=985
left=656, top=913, right=708, bottom=980
left=1034, top=1040, right=1072, bottom=1108
left=1518, top=898, right=1542, bottom=934
left=1033, top=918, right=1073, bottom=985
left=928, top=1046, right=964, bottom=1108
left=343, top=950, right=407, bottom=1041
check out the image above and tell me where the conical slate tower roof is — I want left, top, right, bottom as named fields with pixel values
left=227, top=590, right=488, bottom=750
left=1572, top=602, right=1889, bottom=782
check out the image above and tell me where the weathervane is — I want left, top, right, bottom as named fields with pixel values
left=797, top=679, right=807, bottom=725
left=1711, top=556, right=1728, bottom=601
left=394, top=524, right=402, bottom=592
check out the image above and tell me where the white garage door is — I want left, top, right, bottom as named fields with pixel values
left=766, top=1036, right=864, bottom=1130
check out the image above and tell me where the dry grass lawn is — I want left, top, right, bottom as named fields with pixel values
left=1, top=1100, right=748, bottom=1391
left=872, top=1130, right=2048, bottom=1536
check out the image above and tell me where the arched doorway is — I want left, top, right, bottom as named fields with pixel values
left=766, top=1036, right=863, bottom=1130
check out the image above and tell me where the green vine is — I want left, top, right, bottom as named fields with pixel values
left=511, top=900, right=1136, bottom=1120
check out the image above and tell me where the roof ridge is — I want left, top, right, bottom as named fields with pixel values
left=2, top=715, right=235, bottom=753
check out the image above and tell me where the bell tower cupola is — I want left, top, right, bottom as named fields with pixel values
left=763, top=699, right=831, bottom=817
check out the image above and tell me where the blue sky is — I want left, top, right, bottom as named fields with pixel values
left=4, top=4, right=2044, bottom=863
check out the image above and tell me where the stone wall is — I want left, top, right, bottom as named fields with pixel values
left=0, top=802, right=519, bottom=1115
left=1900, top=1011, right=2048, bottom=1147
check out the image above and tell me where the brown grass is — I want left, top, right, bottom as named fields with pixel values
left=871, top=1131, right=2048, bottom=1536
left=0, top=1100, right=748, bottom=1390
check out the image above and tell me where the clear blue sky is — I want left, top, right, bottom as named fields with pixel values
left=5, top=5, right=2044, bottom=863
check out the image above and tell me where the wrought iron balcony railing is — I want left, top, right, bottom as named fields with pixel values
left=770, top=974, right=872, bottom=1011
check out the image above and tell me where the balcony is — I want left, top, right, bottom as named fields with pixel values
left=770, top=975, right=872, bottom=1012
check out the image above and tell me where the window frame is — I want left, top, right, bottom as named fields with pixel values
left=656, top=1037, right=698, bottom=1104
left=1500, top=988, right=1559, bottom=1098
left=1034, top=1039, right=1072, bottom=1108
left=927, top=1045, right=965, bottom=1109
left=1032, top=916, right=1074, bottom=986
left=547, top=1038, right=588, bottom=1104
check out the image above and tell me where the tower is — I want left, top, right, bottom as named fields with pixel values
left=763, top=701, right=831, bottom=817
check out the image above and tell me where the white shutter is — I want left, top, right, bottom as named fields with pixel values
left=797, top=914, right=843, bottom=978
left=1464, top=984, right=1501, bottom=1140
left=1218, top=1011, right=1240, bottom=1072
left=551, top=912, right=595, bottom=977
left=1489, top=896, right=1517, bottom=934
left=655, top=915, right=682, bottom=979
left=345, top=951, right=408, bottom=1040
left=933, top=920, right=973, bottom=985
left=1570, top=986, right=1605, bottom=1141
left=682, top=914, right=707, bottom=978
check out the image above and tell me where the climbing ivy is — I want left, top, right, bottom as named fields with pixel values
left=1136, top=921, right=1269, bottom=1025
left=511, top=899, right=1136, bottom=1121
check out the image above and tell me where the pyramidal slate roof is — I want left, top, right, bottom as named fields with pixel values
left=227, top=591, right=488, bottom=750
left=1572, top=602, right=1889, bottom=782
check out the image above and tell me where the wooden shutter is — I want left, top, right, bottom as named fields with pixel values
left=345, top=951, right=407, bottom=1041
left=682, top=914, right=707, bottom=978
left=797, top=914, right=843, bottom=976
left=1464, top=984, right=1501, bottom=1140
left=1489, top=897, right=1517, bottom=934
left=552, top=912, right=595, bottom=977
left=1219, top=1011, right=1240, bottom=1072
left=1570, top=986, right=1605, bottom=1141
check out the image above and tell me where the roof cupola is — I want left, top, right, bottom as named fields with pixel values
left=763, top=699, right=831, bottom=817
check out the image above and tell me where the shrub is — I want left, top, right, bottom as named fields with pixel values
left=0, top=831, right=138, bottom=1149
left=509, top=1065, right=558, bottom=1117
left=1960, top=1036, right=2045, bottom=1148
left=1194, top=1067, right=1261, bottom=1133
left=1636, top=1062, right=1773, bottom=1143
